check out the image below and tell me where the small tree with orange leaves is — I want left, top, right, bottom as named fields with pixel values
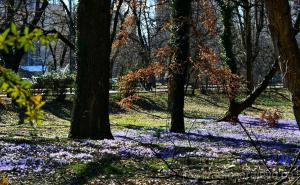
left=118, top=63, right=165, bottom=107
left=192, top=47, right=242, bottom=101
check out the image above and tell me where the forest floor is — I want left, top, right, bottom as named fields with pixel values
left=0, top=89, right=299, bottom=184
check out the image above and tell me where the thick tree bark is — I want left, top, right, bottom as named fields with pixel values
left=168, top=0, right=191, bottom=133
left=70, top=0, right=113, bottom=139
left=265, top=0, right=300, bottom=128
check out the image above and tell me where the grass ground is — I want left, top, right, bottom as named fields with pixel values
left=0, top=89, right=298, bottom=184
left=111, top=88, right=294, bottom=126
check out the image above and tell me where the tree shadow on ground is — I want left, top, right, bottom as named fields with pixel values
left=0, top=103, right=6, bottom=122
left=184, top=110, right=222, bottom=120
left=130, top=107, right=169, bottom=119
left=117, top=124, right=300, bottom=159
left=133, top=97, right=166, bottom=111
left=239, top=117, right=299, bottom=131
left=122, top=124, right=167, bottom=132
left=195, top=95, right=225, bottom=108
left=164, top=132, right=300, bottom=154
left=65, top=155, right=132, bottom=185
left=43, top=100, right=73, bottom=120
left=0, top=137, right=70, bottom=146
left=109, top=101, right=126, bottom=114
left=42, top=100, right=126, bottom=120
left=184, top=114, right=217, bottom=120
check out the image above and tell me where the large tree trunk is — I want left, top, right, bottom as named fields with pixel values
left=265, top=0, right=300, bottom=128
left=70, top=0, right=113, bottom=139
left=168, top=0, right=191, bottom=133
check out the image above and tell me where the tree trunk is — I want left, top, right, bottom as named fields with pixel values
left=184, top=67, right=191, bottom=95
left=217, top=1, right=277, bottom=122
left=218, top=1, right=237, bottom=74
left=59, top=44, right=68, bottom=68
left=49, top=44, right=58, bottom=71
left=244, top=0, right=254, bottom=93
left=220, top=60, right=279, bottom=122
left=70, top=0, right=113, bottom=139
left=191, top=77, right=198, bottom=96
left=265, top=0, right=300, bottom=128
left=1, top=0, right=48, bottom=72
left=168, top=0, right=191, bottom=133
left=3, top=49, right=24, bottom=72
left=218, top=1, right=241, bottom=120
left=68, top=3, right=76, bottom=72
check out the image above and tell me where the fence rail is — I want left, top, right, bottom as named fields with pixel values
left=0, top=83, right=285, bottom=97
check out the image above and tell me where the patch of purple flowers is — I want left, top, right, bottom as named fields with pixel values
left=0, top=116, right=299, bottom=176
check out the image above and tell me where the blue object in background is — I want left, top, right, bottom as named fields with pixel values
left=20, top=66, right=48, bottom=72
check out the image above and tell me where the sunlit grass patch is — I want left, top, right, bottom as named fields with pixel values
left=110, top=113, right=167, bottom=127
